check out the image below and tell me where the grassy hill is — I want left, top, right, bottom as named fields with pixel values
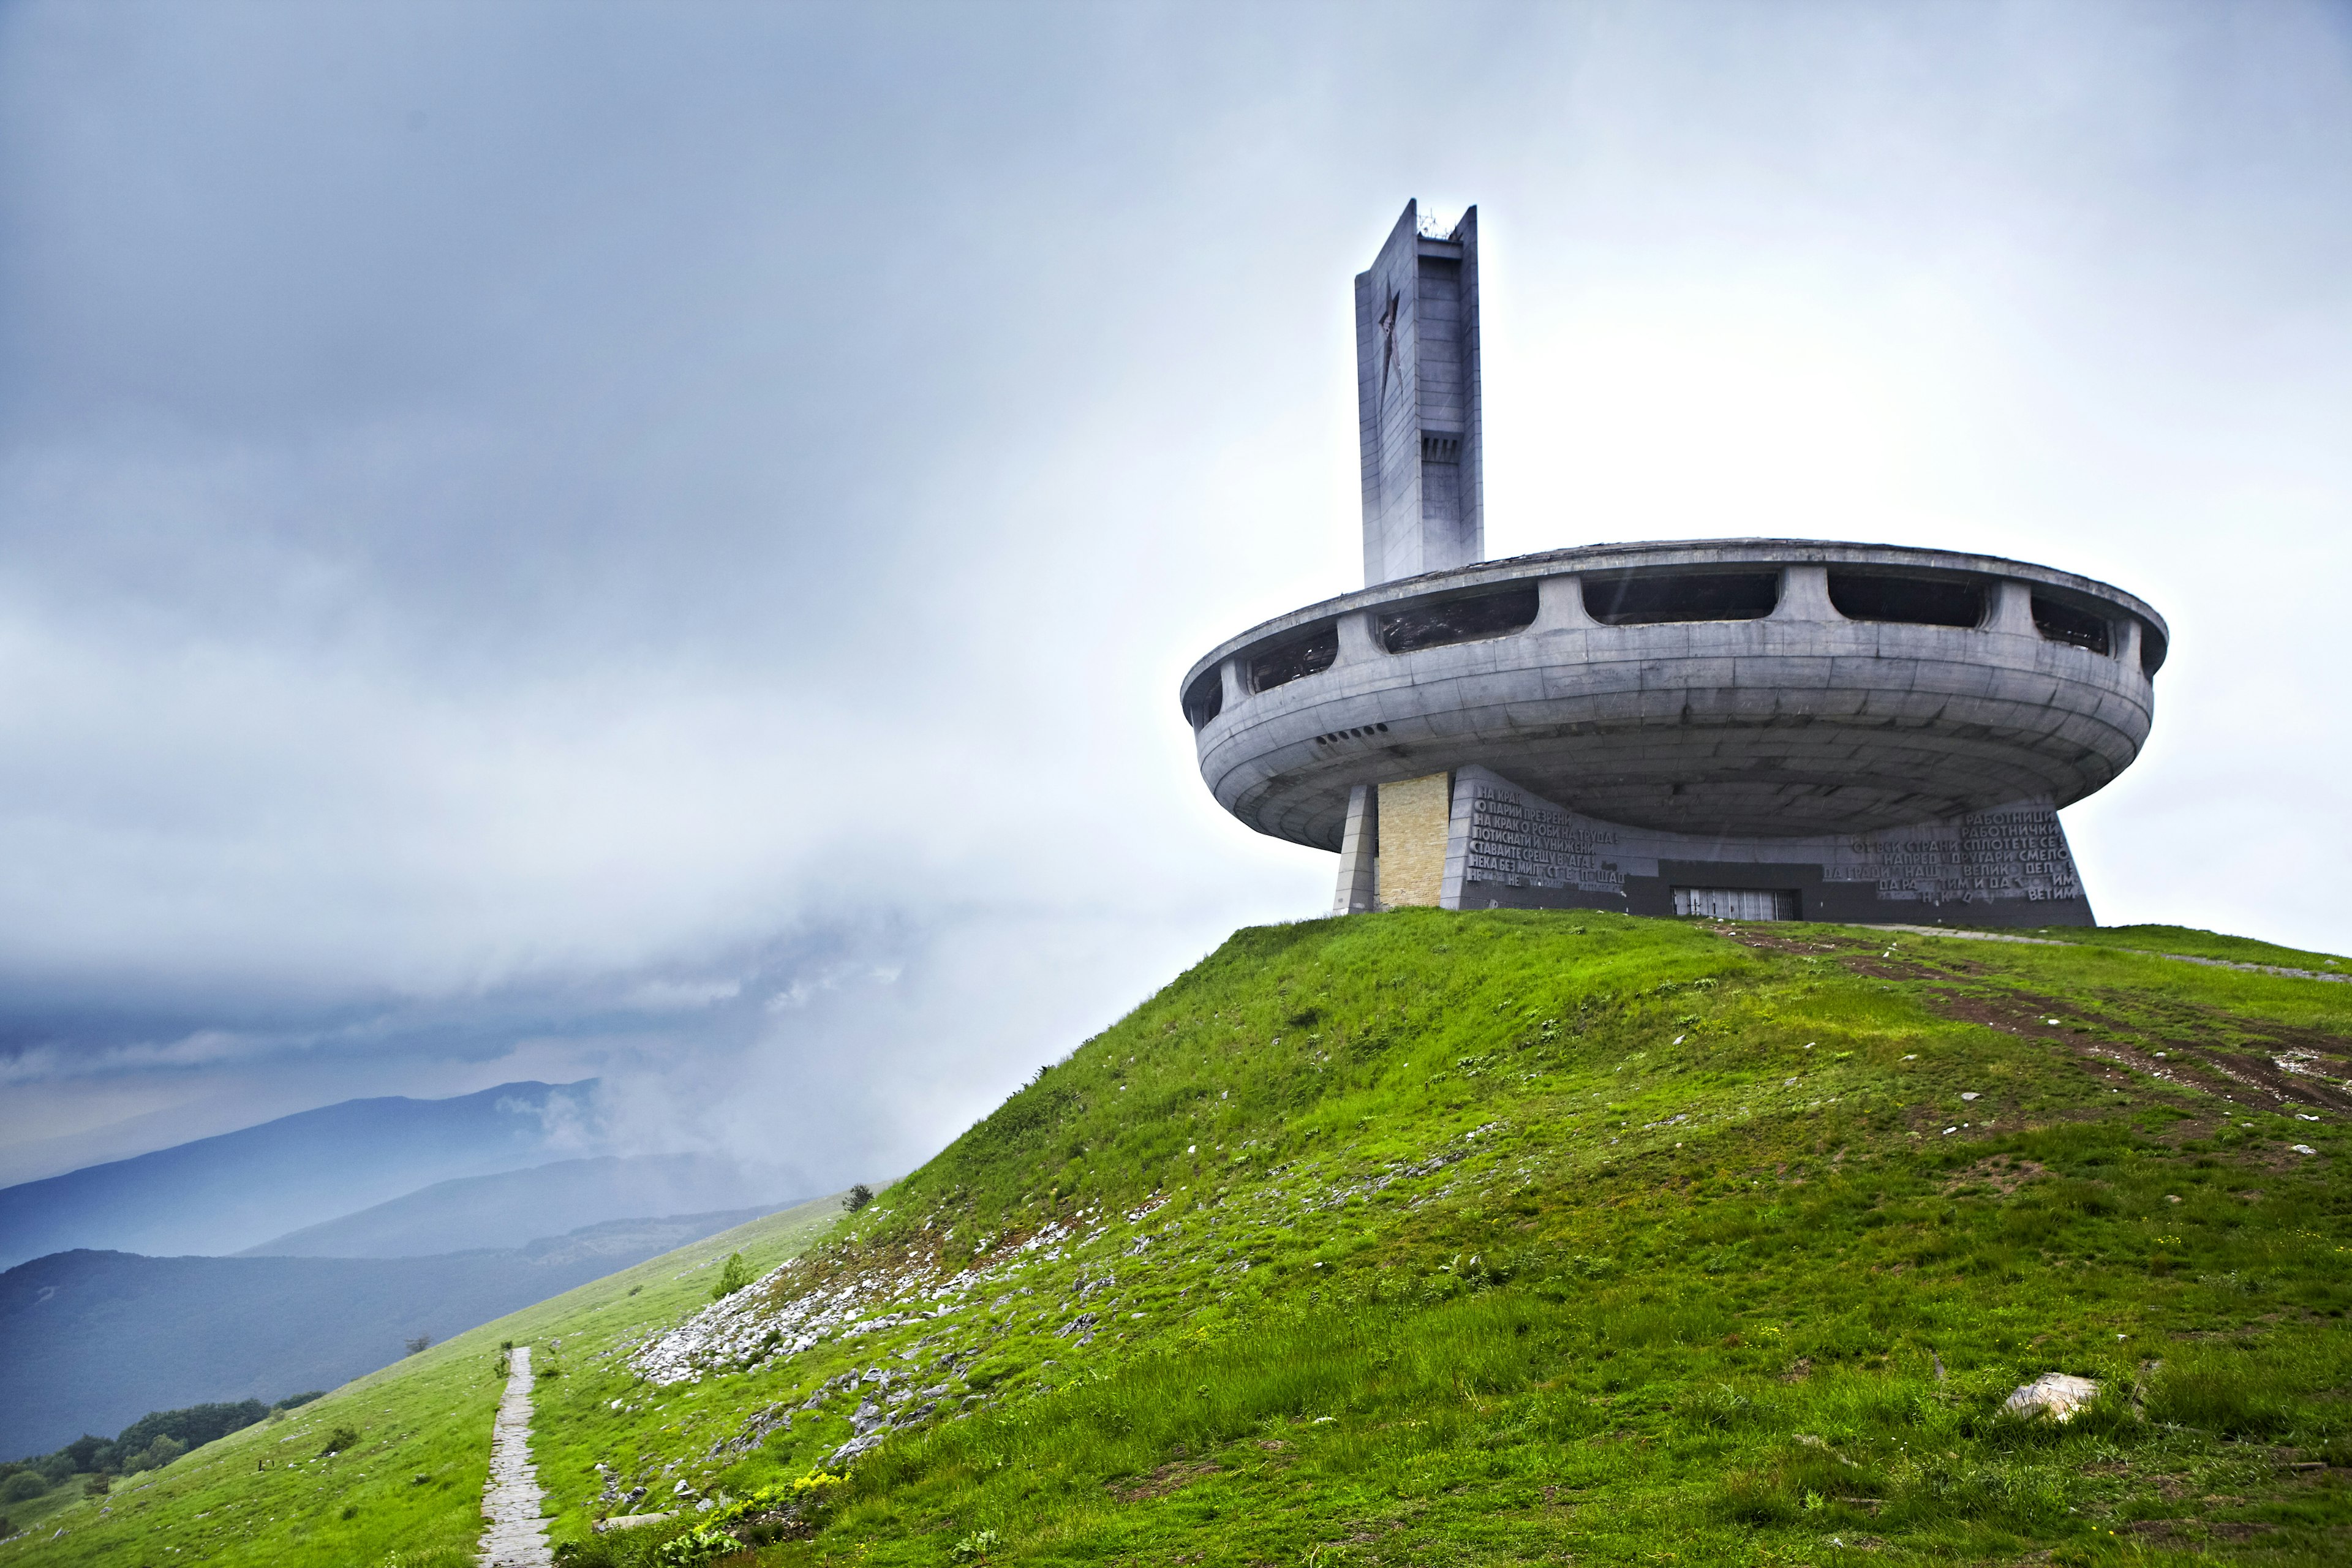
left=9, top=910, right=2350, bottom=1567
left=0, top=1204, right=786, bottom=1458
left=0, top=1194, right=846, bottom=1564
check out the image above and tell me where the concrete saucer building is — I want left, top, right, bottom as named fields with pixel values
left=1181, top=202, right=2166, bottom=927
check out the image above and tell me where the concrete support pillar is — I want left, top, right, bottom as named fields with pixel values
left=1532, top=573, right=1596, bottom=631
left=1773, top=564, right=1837, bottom=621
left=1375, top=772, right=1453, bottom=907
left=2114, top=616, right=2142, bottom=669
left=1988, top=579, right=2037, bottom=636
left=1331, top=784, right=1379, bottom=916
left=1218, top=655, right=1248, bottom=709
left=1335, top=609, right=1382, bottom=665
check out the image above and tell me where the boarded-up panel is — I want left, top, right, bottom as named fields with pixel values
left=1377, top=772, right=1454, bottom=908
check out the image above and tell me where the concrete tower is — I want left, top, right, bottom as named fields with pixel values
left=1356, top=202, right=1482, bottom=587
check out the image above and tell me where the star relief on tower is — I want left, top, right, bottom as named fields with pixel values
left=1376, top=288, right=1401, bottom=405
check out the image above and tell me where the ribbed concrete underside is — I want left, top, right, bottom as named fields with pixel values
left=1188, top=544, right=2158, bottom=851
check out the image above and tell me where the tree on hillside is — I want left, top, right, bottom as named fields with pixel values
left=711, top=1251, right=754, bottom=1301
left=843, top=1183, right=873, bottom=1212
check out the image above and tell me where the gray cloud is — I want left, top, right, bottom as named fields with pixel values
left=1, top=1, right=2346, bottom=1186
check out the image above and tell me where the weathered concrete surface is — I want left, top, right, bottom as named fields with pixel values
left=1331, top=785, right=1378, bottom=916
left=1184, top=540, right=2165, bottom=853
left=478, top=1344, right=551, bottom=1568
left=1438, top=766, right=2092, bottom=928
left=1356, top=200, right=1482, bottom=586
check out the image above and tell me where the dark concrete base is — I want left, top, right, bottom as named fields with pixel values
left=1460, top=874, right=2096, bottom=928
left=1439, top=764, right=2097, bottom=927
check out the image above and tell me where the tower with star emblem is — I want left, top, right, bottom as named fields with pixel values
left=1355, top=201, right=1482, bottom=586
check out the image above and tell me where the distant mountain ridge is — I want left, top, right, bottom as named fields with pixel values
left=0, top=1203, right=780, bottom=1458
left=240, top=1154, right=799, bottom=1259
left=0, top=1080, right=601, bottom=1269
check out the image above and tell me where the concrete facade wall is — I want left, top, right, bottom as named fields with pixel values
left=1332, top=784, right=1379, bottom=916
left=1355, top=202, right=1483, bottom=586
left=1438, top=765, right=2094, bottom=928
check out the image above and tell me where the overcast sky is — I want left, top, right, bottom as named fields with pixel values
left=1, top=1, right=2346, bottom=1191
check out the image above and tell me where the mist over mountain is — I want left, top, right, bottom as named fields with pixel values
left=239, top=1153, right=803, bottom=1259
left=0, top=1203, right=777, bottom=1459
left=0, top=1080, right=603, bottom=1269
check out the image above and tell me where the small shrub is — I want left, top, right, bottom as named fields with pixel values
left=274, top=1391, right=326, bottom=1412
left=82, top=1474, right=111, bottom=1498
left=319, top=1427, right=360, bottom=1457
left=376, top=1544, right=477, bottom=1568
left=711, top=1252, right=755, bottom=1302
left=654, top=1526, right=741, bottom=1566
left=843, top=1183, right=875, bottom=1212
left=1, top=1471, right=46, bottom=1503
left=950, top=1528, right=1003, bottom=1561
left=404, top=1333, right=432, bottom=1357
left=789, top=1465, right=845, bottom=1498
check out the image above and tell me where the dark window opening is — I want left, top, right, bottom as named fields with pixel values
left=2138, top=621, right=2167, bottom=676
left=1248, top=624, right=1339, bottom=693
left=1378, top=586, right=1539, bottom=654
left=1582, top=571, right=1779, bottom=625
left=2031, top=595, right=2111, bottom=655
left=1826, top=571, right=1985, bottom=628
left=1674, top=887, right=1800, bottom=921
left=1182, top=668, right=1224, bottom=730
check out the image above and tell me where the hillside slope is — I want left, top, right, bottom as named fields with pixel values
left=0, top=1194, right=848, bottom=1562
left=0, top=1080, right=600, bottom=1268
left=239, top=1155, right=798, bottom=1259
left=0, top=1205, right=779, bottom=1458
left=9, top=910, right=2348, bottom=1567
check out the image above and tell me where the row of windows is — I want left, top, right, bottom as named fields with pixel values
left=1186, top=570, right=2162, bottom=730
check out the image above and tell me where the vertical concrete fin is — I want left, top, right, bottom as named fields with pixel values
left=2046, top=807, right=2095, bottom=927
left=1439, top=771, right=1476, bottom=910
left=1332, top=784, right=1379, bottom=916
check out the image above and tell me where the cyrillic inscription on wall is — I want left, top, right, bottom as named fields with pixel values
left=1462, top=788, right=1623, bottom=892
left=1824, top=807, right=2081, bottom=905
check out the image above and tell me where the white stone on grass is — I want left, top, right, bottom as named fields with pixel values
left=2003, top=1372, right=2099, bottom=1422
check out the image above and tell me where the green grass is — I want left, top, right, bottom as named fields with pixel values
left=0, top=1195, right=843, bottom=1567
left=2013, top=922, right=2349, bottom=973
left=12, top=910, right=2351, bottom=1566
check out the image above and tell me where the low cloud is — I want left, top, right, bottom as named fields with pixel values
left=0, top=1, right=2345, bottom=1193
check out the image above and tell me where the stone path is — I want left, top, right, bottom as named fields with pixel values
left=478, top=1344, right=552, bottom=1568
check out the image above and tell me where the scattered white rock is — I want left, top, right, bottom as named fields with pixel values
left=2003, top=1372, right=2098, bottom=1422
left=1961, top=1093, right=1980, bottom=1102
left=2293, top=1144, right=2318, bottom=1156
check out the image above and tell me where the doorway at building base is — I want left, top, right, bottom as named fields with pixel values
left=1335, top=764, right=2092, bottom=928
